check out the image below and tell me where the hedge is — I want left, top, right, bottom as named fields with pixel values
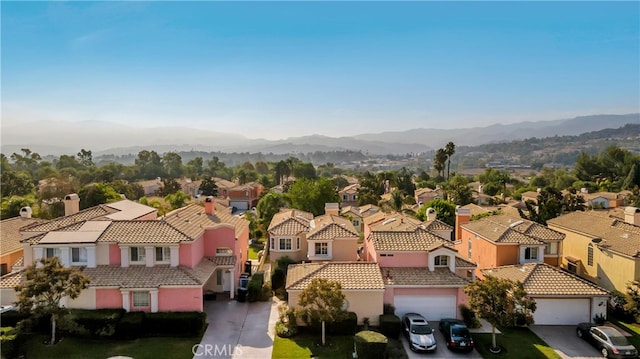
left=330, top=312, right=358, bottom=335
left=0, top=311, right=27, bottom=328
left=354, top=330, right=387, bottom=359
left=378, top=314, right=401, bottom=339
left=117, top=311, right=145, bottom=339
left=64, top=309, right=125, bottom=338
left=1, top=327, right=21, bottom=359
left=143, top=311, right=206, bottom=337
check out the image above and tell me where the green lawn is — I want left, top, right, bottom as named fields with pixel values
left=20, top=334, right=201, bottom=359
left=472, top=327, right=561, bottom=359
left=248, top=245, right=261, bottom=260
left=272, top=334, right=407, bottom=359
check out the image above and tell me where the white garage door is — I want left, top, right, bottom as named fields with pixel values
left=230, top=201, right=249, bottom=210
left=534, top=298, right=590, bottom=325
left=394, top=295, right=457, bottom=321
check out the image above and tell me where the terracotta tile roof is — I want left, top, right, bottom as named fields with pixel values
left=307, top=215, right=358, bottom=240
left=286, top=262, right=384, bottom=290
left=0, top=270, right=24, bottom=289
left=381, top=267, right=471, bottom=286
left=455, top=257, right=477, bottom=268
left=368, top=229, right=453, bottom=252
left=1, top=216, right=44, bottom=254
left=268, top=209, right=313, bottom=235
left=369, top=213, right=424, bottom=232
left=208, top=256, right=236, bottom=266
left=339, top=184, right=359, bottom=195
left=340, top=206, right=362, bottom=218
left=363, top=211, right=387, bottom=226
left=98, top=221, right=190, bottom=244
left=163, top=203, right=249, bottom=239
left=482, top=263, right=608, bottom=296
left=463, top=214, right=564, bottom=245
left=183, top=258, right=220, bottom=284
left=423, top=219, right=453, bottom=232
left=83, top=265, right=202, bottom=288
left=548, top=211, right=640, bottom=257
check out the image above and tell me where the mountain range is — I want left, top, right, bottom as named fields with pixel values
left=2, top=113, right=638, bottom=156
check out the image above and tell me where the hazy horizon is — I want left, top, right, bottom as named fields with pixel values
left=3, top=2, right=639, bottom=140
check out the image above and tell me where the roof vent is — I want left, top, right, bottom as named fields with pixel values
left=381, top=218, right=397, bottom=226
left=493, top=227, right=498, bottom=232
left=621, top=233, right=630, bottom=239
left=509, top=220, right=524, bottom=228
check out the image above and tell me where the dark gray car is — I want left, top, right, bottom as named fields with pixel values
left=576, top=323, right=638, bottom=358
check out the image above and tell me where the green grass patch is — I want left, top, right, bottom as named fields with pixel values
left=472, top=327, right=560, bottom=359
left=272, top=334, right=407, bottom=359
left=21, top=334, right=201, bottom=359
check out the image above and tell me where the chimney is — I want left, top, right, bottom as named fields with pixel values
left=63, top=193, right=80, bottom=216
left=426, top=207, right=436, bottom=222
left=455, top=206, right=471, bottom=240
left=204, top=196, right=216, bottom=215
left=19, top=206, right=32, bottom=218
left=324, top=203, right=339, bottom=216
left=624, top=206, right=640, bottom=226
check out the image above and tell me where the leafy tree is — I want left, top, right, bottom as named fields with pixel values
left=204, top=156, right=225, bottom=178
left=414, top=198, right=456, bottom=226
left=185, top=156, right=204, bottom=179
left=395, top=167, right=415, bottom=195
left=445, top=175, right=474, bottom=206
left=445, top=141, right=456, bottom=180
left=464, top=276, right=536, bottom=351
left=274, top=160, right=291, bottom=185
left=15, top=257, right=90, bottom=345
left=1, top=194, right=36, bottom=219
left=257, top=192, right=287, bottom=228
left=108, top=180, right=145, bottom=201
left=11, top=148, right=42, bottom=176
left=624, top=282, right=640, bottom=322
left=433, top=149, right=447, bottom=179
left=296, top=277, right=348, bottom=346
left=77, top=149, right=94, bottom=168
left=162, top=152, right=183, bottom=179
left=199, top=177, right=218, bottom=196
left=292, top=162, right=317, bottom=180
left=255, top=161, right=270, bottom=175
left=78, top=183, right=121, bottom=209
left=165, top=190, right=190, bottom=210
left=626, top=186, right=640, bottom=207
left=55, top=155, right=83, bottom=171
left=156, top=178, right=181, bottom=197
left=1, top=170, right=35, bottom=197
left=135, top=150, right=163, bottom=179
left=286, top=178, right=338, bottom=216
left=357, top=171, right=385, bottom=206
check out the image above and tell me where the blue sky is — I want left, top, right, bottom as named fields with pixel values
left=2, top=1, right=639, bottom=140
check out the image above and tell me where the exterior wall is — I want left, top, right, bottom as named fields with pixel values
left=0, top=289, right=17, bottom=306
left=377, top=252, right=427, bottom=268
left=108, top=244, right=121, bottom=266
left=23, top=244, right=33, bottom=266
left=331, top=239, right=359, bottom=262
left=159, top=287, right=203, bottom=312
left=203, top=226, right=236, bottom=257
left=0, top=251, right=23, bottom=272
left=591, top=296, right=608, bottom=321
left=137, top=211, right=158, bottom=220
left=67, top=287, right=96, bottom=309
left=269, top=235, right=307, bottom=264
left=95, top=243, right=109, bottom=266
left=234, top=225, right=249, bottom=284
left=179, top=235, right=205, bottom=268
left=544, top=256, right=560, bottom=266
left=95, top=288, right=123, bottom=309
left=288, top=290, right=384, bottom=326
left=458, top=228, right=520, bottom=278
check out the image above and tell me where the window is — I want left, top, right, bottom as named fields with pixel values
left=544, top=242, right=558, bottom=255
left=45, top=248, right=61, bottom=259
left=468, top=238, right=472, bottom=259
left=280, top=238, right=292, bottom=250
left=71, top=248, right=87, bottom=264
left=130, top=247, right=146, bottom=263
left=434, top=255, right=449, bottom=267
left=155, top=247, right=171, bottom=262
left=343, top=195, right=347, bottom=200
left=270, top=238, right=275, bottom=250
left=587, top=243, right=594, bottom=266
left=380, top=253, right=394, bottom=257
left=216, top=269, right=223, bottom=285
left=132, top=292, right=149, bottom=307
left=353, top=220, right=360, bottom=227
left=315, top=243, right=328, bottom=256
left=567, top=261, right=577, bottom=273
left=296, top=237, right=300, bottom=250
left=524, top=247, right=539, bottom=260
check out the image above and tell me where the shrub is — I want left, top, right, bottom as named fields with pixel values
left=459, top=304, right=481, bottom=329
left=271, top=267, right=286, bottom=290
left=330, top=312, right=358, bottom=335
left=275, top=321, right=298, bottom=338
left=0, top=311, right=27, bottom=328
left=383, top=303, right=396, bottom=315
left=1, top=327, right=21, bottom=359
left=378, top=314, right=401, bottom=339
left=259, top=281, right=272, bottom=301
left=117, top=311, right=145, bottom=339
left=354, top=330, right=387, bottom=359
left=143, top=312, right=206, bottom=337
left=64, top=309, right=125, bottom=338
left=593, top=313, right=607, bottom=325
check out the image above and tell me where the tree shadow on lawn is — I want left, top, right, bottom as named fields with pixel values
left=472, top=327, right=560, bottom=359
left=273, top=334, right=354, bottom=359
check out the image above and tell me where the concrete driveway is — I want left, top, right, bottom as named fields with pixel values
left=530, top=326, right=600, bottom=359
left=400, top=322, right=483, bottom=359
left=193, top=297, right=279, bottom=359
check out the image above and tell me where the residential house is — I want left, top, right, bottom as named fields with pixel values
left=363, top=212, right=476, bottom=320
left=583, top=192, right=624, bottom=209
left=214, top=178, right=263, bottom=211
left=521, top=190, right=540, bottom=204
left=135, top=178, right=163, bottom=196
left=176, top=177, right=202, bottom=198
left=414, top=187, right=443, bottom=206
left=1, top=196, right=249, bottom=313
left=547, top=208, right=640, bottom=293
left=0, top=208, right=43, bottom=275
left=484, top=263, right=609, bottom=325
left=286, top=262, right=385, bottom=325
left=306, top=214, right=359, bottom=262
left=267, top=209, right=313, bottom=264
left=339, top=184, right=359, bottom=207
left=340, top=204, right=379, bottom=232
left=455, top=208, right=566, bottom=275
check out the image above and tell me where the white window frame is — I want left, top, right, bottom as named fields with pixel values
left=524, top=247, right=539, bottom=260
left=434, top=255, right=449, bottom=267
left=155, top=247, right=171, bottom=263
left=270, top=238, right=275, bottom=250
left=45, top=248, right=61, bottom=259
left=315, top=242, right=328, bottom=256
left=71, top=247, right=88, bottom=264
left=132, top=291, right=150, bottom=307
left=544, top=242, right=558, bottom=255
left=280, top=238, right=292, bottom=251
left=468, top=238, right=472, bottom=259
left=130, top=247, right=146, bottom=264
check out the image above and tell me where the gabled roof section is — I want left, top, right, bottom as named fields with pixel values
left=286, top=262, right=384, bottom=290
left=482, top=263, right=608, bottom=296
left=368, top=228, right=454, bottom=252
left=381, top=267, right=470, bottom=287
left=268, top=209, right=313, bottom=235
left=548, top=211, right=640, bottom=258
left=98, top=221, right=191, bottom=244
left=339, top=183, right=359, bottom=194
left=1, top=216, right=44, bottom=254
left=462, top=214, right=562, bottom=245
left=83, top=265, right=201, bottom=288
left=307, top=215, right=358, bottom=240
left=368, top=213, right=423, bottom=232
left=163, top=203, right=248, bottom=239
left=422, top=218, right=453, bottom=232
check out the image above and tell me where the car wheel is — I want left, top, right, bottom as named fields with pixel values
left=576, top=329, right=583, bottom=338
left=600, top=347, right=609, bottom=358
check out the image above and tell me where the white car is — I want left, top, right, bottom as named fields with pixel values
left=402, top=313, right=437, bottom=352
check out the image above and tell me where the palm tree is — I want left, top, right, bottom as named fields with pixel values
left=434, top=149, right=447, bottom=179
left=445, top=142, right=456, bottom=180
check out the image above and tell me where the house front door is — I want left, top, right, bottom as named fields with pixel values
left=223, top=270, right=231, bottom=292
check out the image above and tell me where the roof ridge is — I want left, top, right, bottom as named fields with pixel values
left=538, top=262, right=607, bottom=291
left=287, top=262, right=328, bottom=289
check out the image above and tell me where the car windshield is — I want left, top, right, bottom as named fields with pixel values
left=610, top=335, right=630, bottom=346
left=452, top=327, right=470, bottom=337
left=411, top=324, right=432, bottom=335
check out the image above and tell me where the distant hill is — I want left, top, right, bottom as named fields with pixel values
left=1, top=113, right=637, bottom=156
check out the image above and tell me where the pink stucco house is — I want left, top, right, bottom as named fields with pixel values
left=362, top=212, right=475, bottom=321
left=0, top=195, right=248, bottom=313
